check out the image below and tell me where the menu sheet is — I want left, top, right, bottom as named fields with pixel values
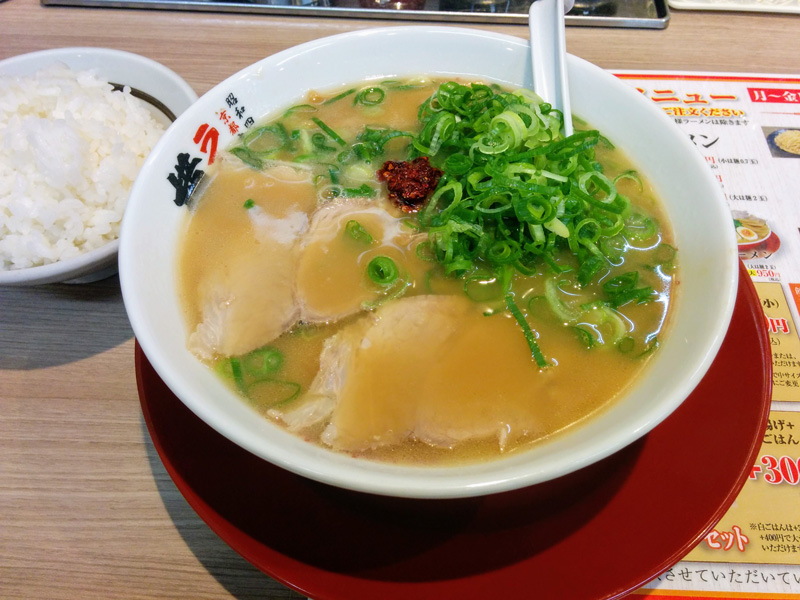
left=612, top=72, right=800, bottom=599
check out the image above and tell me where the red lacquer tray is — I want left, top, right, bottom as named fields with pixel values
left=136, top=261, right=771, bottom=600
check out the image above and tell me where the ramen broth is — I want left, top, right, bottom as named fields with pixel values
left=178, top=78, right=677, bottom=466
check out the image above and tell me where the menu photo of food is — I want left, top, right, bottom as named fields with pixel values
left=732, top=210, right=782, bottom=260
left=763, top=126, right=800, bottom=159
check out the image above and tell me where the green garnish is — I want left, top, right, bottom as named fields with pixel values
left=283, top=103, right=317, bottom=117
left=242, top=346, right=283, bottom=376
left=243, top=198, right=255, bottom=209
left=623, top=212, right=657, bottom=241
left=463, top=271, right=504, bottom=303
left=613, top=169, right=644, bottom=192
left=345, top=220, right=374, bottom=245
left=653, top=243, right=676, bottom=265
left=323, top=88, right=357, bottom=105
left=505, top=293, right=548, bottom=368
left=311, top=132, right=337, bottom=153
left=602, top=271, right=656, bottom=308
left=247, top=379, right=302, bottom=406
left=572, top=326, right=596, bottom=349
left=408, top=82, right=655, bottom=292
left=354, top=86, right=386, bottom=106
left=343, top=184, right=376, bottom=198
left=219, top=347, right=301, bottom=407
left=230, top=123, right=291, bottom=169
left=406, top=81, right=673, bottom=364
left=616, top=336, right=636, bottom=353
left=341, top=127, right=413, bottom=164
left=367, top=256, right=399, bottom=286
left=312, top=117, right=347, bottom=147
left=229, top=357, right=246, bottom=394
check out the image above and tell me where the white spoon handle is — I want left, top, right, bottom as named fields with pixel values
left=529, top=0, right=573, bottom=136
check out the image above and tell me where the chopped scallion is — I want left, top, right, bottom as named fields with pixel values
left=354, top=86, right=386, bottom=106
left=505, top=294, right=548, bottom=368
left=323, top=88, right=356, bottom=105
left=345, top=220, right=374, bottom=245
left=312, top=117, right=347, bottom=147
left=243, top=347, right=284, bottom=376
left=367, top=256, right=399, bottom=286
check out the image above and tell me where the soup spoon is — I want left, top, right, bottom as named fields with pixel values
left=529, top=0, right=574, bottom=136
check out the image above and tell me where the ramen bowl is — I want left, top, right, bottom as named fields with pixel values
left=120, top=27, right=738, bottom=499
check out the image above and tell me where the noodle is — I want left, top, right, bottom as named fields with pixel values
left=775, top=130, right=800, bottom=155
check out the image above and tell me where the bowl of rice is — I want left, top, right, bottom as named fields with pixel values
left=0, top=47, right=198, bottom=286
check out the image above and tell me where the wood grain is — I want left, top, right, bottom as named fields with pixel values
left=0, top=1, right=798, bottom=597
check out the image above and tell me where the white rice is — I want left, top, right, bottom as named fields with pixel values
left=0, top=63, right=166, bottom=270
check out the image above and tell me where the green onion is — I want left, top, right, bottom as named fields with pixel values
left=603, top=271, right=639, bottom=295
left=243, top=198, right=255, bottom=209
left=228, top=357, right=247, bottom=394
left=602, top=271, right=656, bottom=307
left=361, top=275, right=411, bottom=310
left=343, top=127, right=413, bottom=164
left=312, top=117, right=347, bottom=146
left=222, top=347, right=301, bottom=405
left=311, top=132, right=336, bottom=152
left=592, top=305, right=629, bottom=345
left=653, top=243, right=677, bottom=265
left=624, top=213, right=657, bottom=240
left=283, top=103, right=317, bottom=117
left=577, top=255, right=606, bottom=287
left=579, top=171, right=618, bottom=206
left=345, top=220, right=374, bottom=245
left=342, top=184, right=376, bottom=198
left=243, top=123, right=290, bottom=154
left=617, top=336, right=636, bottom=353
left=229, top=123, right=292, bottom=168
left=544, top=277, right=581, bottom=323
left=613, top=169, right=644, bottom=192
left=367, top=256, right=399, bottom=286
left=444, top=154, right=473, bottom=176
left=505, top=294, right=548, bottom=368
left=242, top=347, right=283, bottom=376
left=230, top=147, right=263, bottom=169
left=572, top=326, right=596, bottom=349
left=324, top=88, right=356, bottom=105
left=354, top=86, right=386, bottom=106
left=406, top=81, right=655, bottom=305
left=246, top=379, right=302, bottom=406
left=328, top=164, right=340, bottom=185
left=463, top=272, right=503, bottom=302
left=415, top=241, right=436, bottom=262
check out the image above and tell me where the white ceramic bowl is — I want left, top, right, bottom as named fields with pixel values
left=0, top=47, right=198, bottom=286
left=120, top=27, right=738, bottom=499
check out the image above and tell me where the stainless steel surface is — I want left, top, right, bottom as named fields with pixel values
left=40, top=0, right=670, bottom=28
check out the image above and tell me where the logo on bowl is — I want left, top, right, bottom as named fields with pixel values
left=167, top=90, right=257, bottom=207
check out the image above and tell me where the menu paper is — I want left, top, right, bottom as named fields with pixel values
left=614, top=72, right=800, bottom=599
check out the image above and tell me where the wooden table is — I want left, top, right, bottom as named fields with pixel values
left=1, top=1, right=797, bottom=597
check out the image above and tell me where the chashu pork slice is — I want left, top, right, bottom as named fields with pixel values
left=187, top=208, right=307, bottom=360
left=186, top=164, right=315, bottom=360
left=270, top=294, right=547, bottom=453
left=189, top=196, right=427, bottom=360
